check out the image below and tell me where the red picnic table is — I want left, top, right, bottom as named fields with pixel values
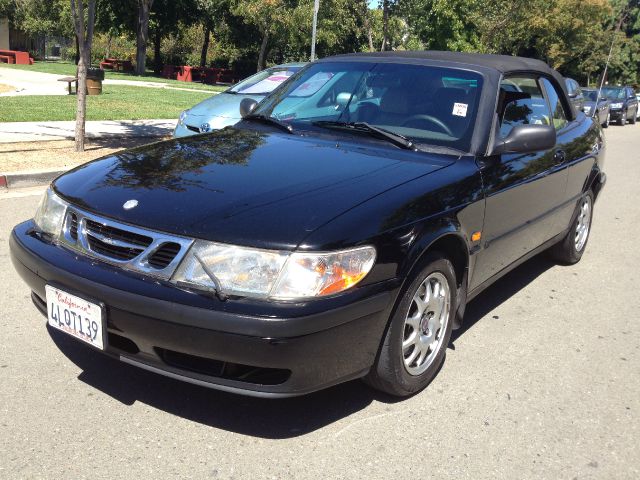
left=99, top=58, right=133, bottom=72
left=163, top=65, right=239, bottom=85
left=0, top=50, right=33, bottom=65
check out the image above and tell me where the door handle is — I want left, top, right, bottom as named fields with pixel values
left=553, top=149, right=566, bottom=164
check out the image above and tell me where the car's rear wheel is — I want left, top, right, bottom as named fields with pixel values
left=549, top=191, right=594, bottom=264
left=364, top=253, right=456, bottom=396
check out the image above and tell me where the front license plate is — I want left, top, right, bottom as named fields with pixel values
left=45, top=285, right=105, bottom=350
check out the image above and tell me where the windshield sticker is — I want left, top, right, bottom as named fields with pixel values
left=452, top=103, right=468, bottom=117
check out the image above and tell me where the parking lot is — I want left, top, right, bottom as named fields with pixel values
left=0, top=125, right=638, bottom=479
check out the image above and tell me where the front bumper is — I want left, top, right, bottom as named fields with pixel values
left=609, top=108, right=624, bottom=120
left=10, top=221, right=397, bottom=397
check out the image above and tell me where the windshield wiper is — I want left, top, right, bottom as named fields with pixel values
left=243, top=114, right=293, bottom=134
left=313, top=121, right=415, bottom=150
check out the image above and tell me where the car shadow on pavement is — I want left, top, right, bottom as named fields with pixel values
left=451, top=253, right=556, bottom=343
left=47, top=326, right=400, bottom=439
left=47, top=252, right=556, bottom=439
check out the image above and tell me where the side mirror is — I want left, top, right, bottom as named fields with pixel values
left=568, top=92, right=577, bottom=99
left=492, top=124, right=556, bottom=156
left=239, top=98, right=258, bottom=118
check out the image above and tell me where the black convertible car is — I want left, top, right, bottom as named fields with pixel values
left=10, top=52, right=606, bottom=398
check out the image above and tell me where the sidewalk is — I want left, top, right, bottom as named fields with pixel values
left=0, top=119, right=175, bottom=143
left=0, top=120, right=174, bottom=189
left=0, top=67, right=221, bottom=96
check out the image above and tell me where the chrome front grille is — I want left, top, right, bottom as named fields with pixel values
left=60, top=207, right=193, bottom=279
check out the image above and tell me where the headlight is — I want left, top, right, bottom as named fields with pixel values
left=610, top=102, right=623, bottom=109
left=172, top=242, right=376, bottom=300
left=271, top=247, right=376, bottom=299
left=33, top=187, right=68, bottom=238
left=178, top=110, right=189, bottom=126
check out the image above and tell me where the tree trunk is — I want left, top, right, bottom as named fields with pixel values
left=362, top=0, right=374, bottom=52
left=381, top=0, right=389, bottom=51
left=200, top=25, right=210, bottom=67
left=153, top=29, right=162, bottom=74
left=75, top=34, right=79, bottom=65
left=106, top=33, right=111, bottom=59
left=136, top=0, right=154, bottom=76
left=257, top=30, right=269, bottom=72
left=75, top=51, right=89, bottom=152
left=71, top=0, right=96, bottom=152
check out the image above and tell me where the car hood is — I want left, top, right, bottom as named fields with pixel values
left=53, top=129, right=452, bottom=250
left=186, top=92, right=266, bottom=120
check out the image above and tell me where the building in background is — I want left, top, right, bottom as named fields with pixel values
left=0, top=17, right=9, bottom=50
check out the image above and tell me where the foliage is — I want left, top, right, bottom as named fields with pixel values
left=2, top=0, right=640, bottom=85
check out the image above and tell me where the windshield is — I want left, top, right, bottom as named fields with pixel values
left=252, top=61, right=484, bottom=152
left=600, top=87, right=625, bottom=100
left=583, top=90, right=599, bottom=101
left=229, top=66, right=301, bottom=95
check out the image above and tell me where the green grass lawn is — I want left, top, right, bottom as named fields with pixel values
left=1, top=61, right=227, bottom=92
left=0, top=84, right=213, bottom=122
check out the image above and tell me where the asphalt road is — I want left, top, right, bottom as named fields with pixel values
left=1, top=125, right=638, bottom=480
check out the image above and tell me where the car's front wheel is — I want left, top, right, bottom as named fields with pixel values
left=603, top=112, right=610, bottom=128
left=550, top=191, right=594, bottom=264
left=620, top=111, right=627, bottom=126
left=364, top=253, right=456, bottom=396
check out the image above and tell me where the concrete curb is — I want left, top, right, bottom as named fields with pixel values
left=0, top=168, right=68, bottom=190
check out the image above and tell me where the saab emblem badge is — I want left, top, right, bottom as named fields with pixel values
left=123, top=199, right=138, bottom=210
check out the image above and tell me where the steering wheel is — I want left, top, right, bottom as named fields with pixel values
left=402, top=114, right=454, bottom=136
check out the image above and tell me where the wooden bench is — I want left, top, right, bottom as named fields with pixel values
left=0, top=55, right=14, bottom=64
left=58, top=76, right=78, bottom=95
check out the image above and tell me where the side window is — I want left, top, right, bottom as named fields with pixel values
left=541, top=78, right=568, bottom=130
left=565, top=79, right=574, bottom=96
left=498, top=76, right=552, bottom=137
left=573, top=81, right=582, bottom=98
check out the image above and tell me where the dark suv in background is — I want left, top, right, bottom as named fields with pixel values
left=600, top=85, right=638, bottom=125
left=565, top=78, right=585, bottom=112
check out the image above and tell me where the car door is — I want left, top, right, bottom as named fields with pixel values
left=544, top=78, right=603, bottom=236
left=470, top=75, right=567, bottom=289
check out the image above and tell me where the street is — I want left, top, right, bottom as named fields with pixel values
left=0, top=125, right=638, bottom=479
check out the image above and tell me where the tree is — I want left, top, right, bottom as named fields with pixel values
left=233, top=0, right=294, bottom=71
left=70, top=0, right=96, bottom=152
left=135, top=0, right=154, bottom=75
left=196, top=0, right=225, bottom=66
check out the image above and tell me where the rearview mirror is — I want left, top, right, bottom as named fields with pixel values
left=239, top=98, right=258, bottom=118
left=492, top=124, right=556, bottom=156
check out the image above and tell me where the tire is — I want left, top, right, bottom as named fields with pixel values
left=603, top=112, right=609, bottom=128
left=549, top=191, right=594, bottom=265
left=364, top=253, right=457, bottom=397
left=620, top=112, right=626, bottom=126
left=631, top=109, right=637, bottom=124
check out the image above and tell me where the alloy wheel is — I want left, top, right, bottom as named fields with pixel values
left=575, top=195, right=592, bottom=252
left=402, top=272, right=451, bottom=376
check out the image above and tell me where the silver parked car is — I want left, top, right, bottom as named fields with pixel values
left=174, top=63, right=306, bottom=137
left=582, top=88, right=610, bottom=128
